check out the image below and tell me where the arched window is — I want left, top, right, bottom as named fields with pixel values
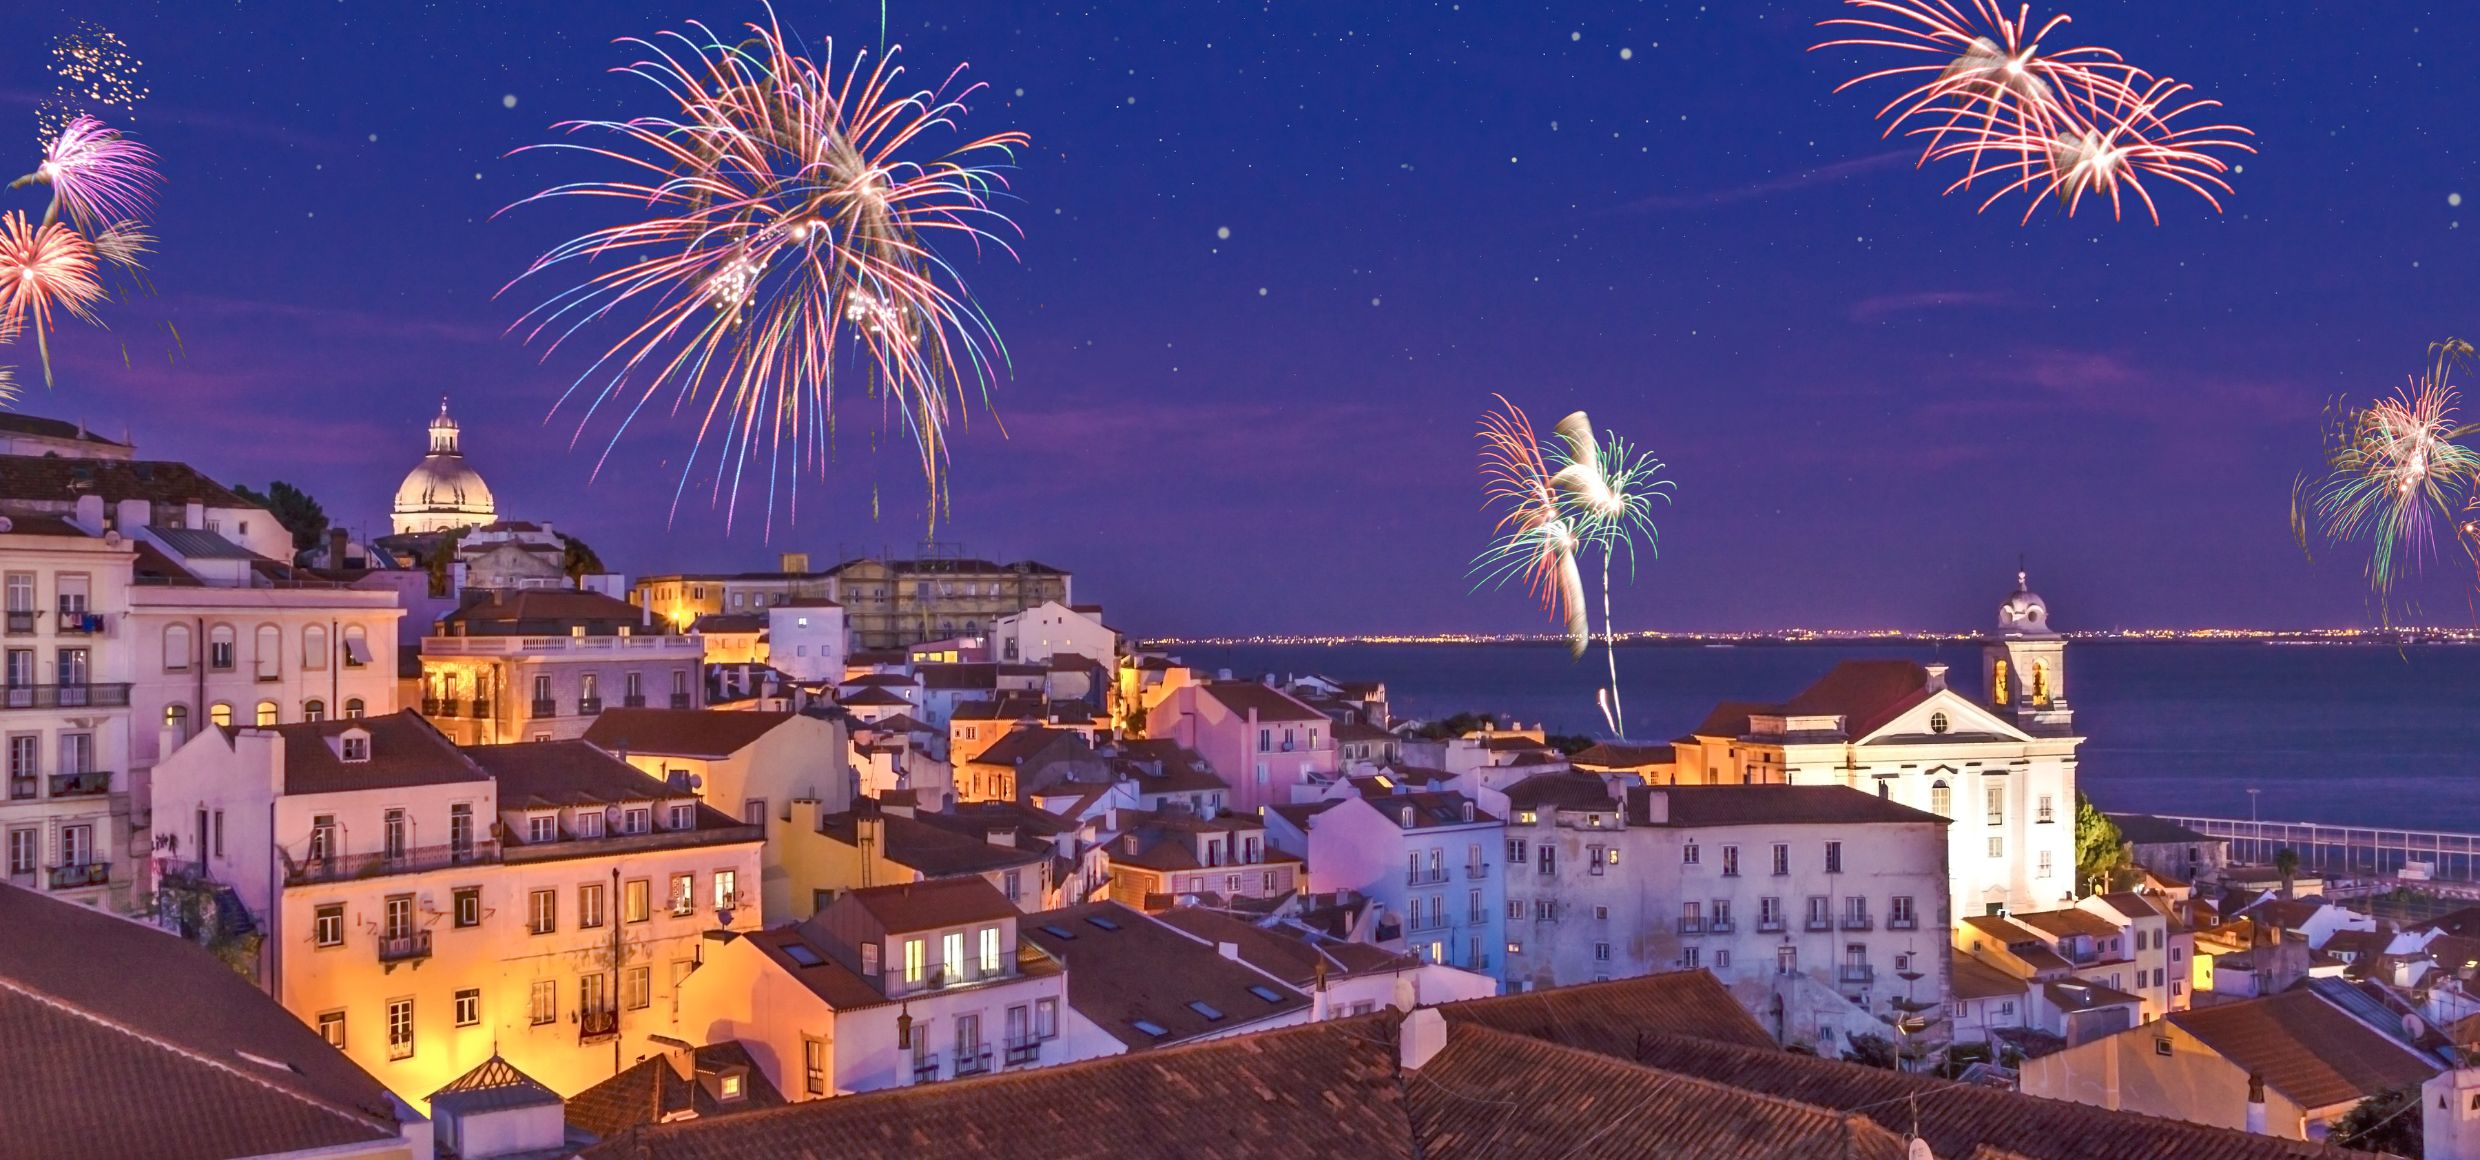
left=255, top=701, right=279, bottom=727
left=209, top=703, right=233, bottom=728
left=303, top=625, right=329, bottom=671
left=1991, top=660, right=2010, bottom=706
left=163, top=624, right=192, bottom=673
left=207, top=625, right=237, bottom=672
left=253, top=625, right=281, bottom=679
left=344, top=697, right=366, bottom=720
left=1930, top=780, right=1952, bottom=818
left=2030, top=661, right=2049, bottom=707
left=164, top=704, right=189, bottom=743
left=303, top=699, right=327, bottom=723
left=341, top=624, right=369, bottom=669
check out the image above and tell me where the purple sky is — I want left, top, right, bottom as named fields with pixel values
left=12, top=1, right=2479, bottom=635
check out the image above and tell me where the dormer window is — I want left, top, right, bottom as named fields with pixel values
left=576, top=811, right=605, bottom=839
left=667, top=803, right=695, bottom=830
left=339, top=730, right=370, bottom=762
left=528, top=814, right=557, bottom=843
left=717, top=1070, right=746, bottom=1101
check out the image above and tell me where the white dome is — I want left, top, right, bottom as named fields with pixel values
left=391, top=400, right=496, bottom=534
left=1997, top=569, right=2054, bottom=636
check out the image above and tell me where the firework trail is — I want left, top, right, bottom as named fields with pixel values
left=1815, top=0, right=2250, bottom=222
left=0, top=212, right=106, bottom=389
left=2295, top=347, right=2480, bottom=620
left=501, top=3, right=1029, bottom=534
left=1475, top=396, right=1590, bottom=654
left=1550, top=411, right=1673, bottom=740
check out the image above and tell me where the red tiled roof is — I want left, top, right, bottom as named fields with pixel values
left=1020, top=901, right=1311, bottom=1048
left=1686, top=698, right=1777, bottom=739
left=1780, top=660, right=1934, bottom=738
left=583, top=708, right=800, bottom=758
left=2011, top=908, right=2126, bottom=941
left=1951, top=952, right=2030, bottom=1000
left=265, top=712, right=489, bottom=795
left=2168, top=990, right=2441, bottom=1111
left=1635, top=785, right=1946, bottom=828
left=842, top=876, right=1019, bottom=934
left=1571, top=741, right=1675, bottom=768
left=566, top=1043, right=787, bottom=1139
left=1438, top=970, right=1778, bottom=1052
left=1197, top=681, right=1327, bottom=723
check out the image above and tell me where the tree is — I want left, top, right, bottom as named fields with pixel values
left=2333, top=1084, right=2422, bottom=1158
left=557, top=532, right=606, bottom=582
left=423, top=527, right=470, bottom=598
left=231, top=481, right=329, bottom=562
left=2275, top=847, right=2302, bottom=899
left=1842, top=1032, right=1899, bottom=1070
left=1409, top=712, right=1500, bottom=741
left=2074, top=790, right=2130, bottom=894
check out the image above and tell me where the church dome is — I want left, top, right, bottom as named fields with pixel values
left=1997, top=569, right=2055, bottom=636
left=392, top=400, right=496, bottom=535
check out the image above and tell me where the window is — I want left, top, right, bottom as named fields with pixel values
left=624, top=964, right=651, bottom=1009
left=454, top=887, right=481, bottom=928
left=714, top=869, right=738, bottom=910
left=530, top=980, right=556, bottom=1025
left=942, top=931, right=966, bottom=981
left=529, top=889, right=556, bottom=934
left=303, top=699, right=326, bottom=723
left=1593, top=904, right=1609, bottom=921
left=163, top=703, right=189, bottom=743
left=625, top=879, right=651, bottom=923
left=2037, top=793, right=2055, bottom=823
left=804, top=1037, right=827, bottom=1096
left=903, top=937, right=926, bottom=984
left=1986, top=784, right=2006, bottom=825
left=2172, top=979, right=2184, bottom=997
left=314, top=904, right=344, bottom=947
left=315, top=1010, right=346, bottom=1048
left=576, top=810, right=603, bottom=839
left=344, top=697, right=366, bottom=719
left=209, top=702, right=232, bottom=728
left=342, top=625, right=370, bottom=668
left=163, top=624, right=191, bottom=672
left=1036, top=997, right=1060, bottom=1039
left=455, top=989, right=480, bottom=1027
left=303, top=625, right=328, bottom=670
left=1506, top=838, right=1527, bottom=864
left=1777, top=945, right=1798, bottom=975
left=1928, top=711, right=1949, bottom=734
left=1682, top=946, right=1701, bottom=969
left=255, top=701, right=278, bottom=727
left=386, top=999, right=413, bottom=1060
left=1533, top=900, right=1557, bottom=922
left=1506, top=899, right=1526, bottom=920
left=580, top=883, right=606, bottom=928
left=1930, top=781, right=1951, bottom=818
left=1825, top=841, right=1843, bottom=873
left=255, top=625, right=281, bottom=679
left=1537, top=844, right=1555, bottom=876
left=1683, top=843, right=1699, bottom=865
left=1760, top=897, right=1783, bottom=927
left=1587, top=844, right=1606, bottom=876
left=1595, top=942, right=1612, bottom=962
left=1891, top=895, right=1916, bottom=926
left=624, top=808, right=650, bottom=835
left=1771, top=843, right=1790, bottom=875
left=978, top=926, right=1002, bottom=975
left=528, top=815, right=556, bottom=843
left=670, top=873, right=695, bottom=916
left=1988, top=835, right=2005, bottom=859
left=208, top=625, right=235, bottom=671
left=4, top=829, right=32, bottom=875
left=2038, top=850, right=2054, bottom=878
left=1721, top=845, right=1739, bottom=877
left=669, top=803, right=696, bottom=831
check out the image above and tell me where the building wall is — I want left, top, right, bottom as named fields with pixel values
left=609, top=716, right=854, bottom=924
left=2021, top=1022, right=2317, bottom=1139
left=1267, top=796, right=1504, bottom=975
left=127, top=589, right=402, bottom=770
left=768, top=605, right=848, bottom=683
left=827, top=560, right=1071, bottom=651
left=420, top=636, right=704, bottom=745
left=0, top=531, right=137, bottom=911
left=993, top=602, right=1116, bottom=665
left=1145, top=685, right=1337, bottom=817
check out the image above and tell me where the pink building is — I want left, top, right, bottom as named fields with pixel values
left=1145, top=681, right=1336, bottom=816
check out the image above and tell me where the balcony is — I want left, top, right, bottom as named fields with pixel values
left=1676, top=918, right=1706, bottom=935
left=530, top=698, right=557, bottom=719
left=911, top=1054, right=942, bottom=1083
left=48, top=769, right=109, bottom=797
left=622, top=694, right=647, bottom=709
left=283, top=840, right=499, bottom=886
left=953, top=1047, right=994, bottom=1078
left=1464, top=863, right=1490, bottom=879
left=1407, top=867, right=1449, bottom=886
left=54, top=608, right=94, bottom=635
left=421, top=697, right=444, bottom=716
left=669, top=693, right=692, bottom=709
left=1841, top=913, right=1874, bottom=931
left=7, top=776, right=32, bottom=800
left=1838, top=964, right=1876, bottom=986
left=1004, top=1039, right=1041, bottom=1067
left=579, top=1006, right=619, bottom=1043
left=3, top=611, right=31, bottom=635
left=1757, top=917, right=1787, bottom=934
left=0, top=683, right=131, bottom=711
left=470, top=698, right=493, bottom=719
left=578, top=696, right=604, bottom=716
left=435, top=699, right=465, bottom=718
left=1889, top=915, right=1918, bottom=931
left=1806, top=916, right=1835, bottom=932
left=377, top=930, right=433, bottom=965
left=47, top=862, right=107, bottom=890
left=1407, top=914, right=1451, bottom=934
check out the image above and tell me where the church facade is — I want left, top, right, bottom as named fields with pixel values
left=1670, top=572, right=2083, bottom=921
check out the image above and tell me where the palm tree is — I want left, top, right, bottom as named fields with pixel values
left=2274, top=847, right=2301, bottom=899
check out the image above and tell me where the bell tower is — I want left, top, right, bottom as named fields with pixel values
left=1982, top=565, right=2072, bottom=736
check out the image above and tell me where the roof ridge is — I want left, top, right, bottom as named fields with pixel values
left=0, top=972, right=397, bottom=1137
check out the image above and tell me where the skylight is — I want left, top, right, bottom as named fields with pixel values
left=1086, top=915, right=1121, bottom=931
left=781, top=944, right=824, bottom=967
left=1039, top=924, right=1076, bottom=940
left=1246, top=985, right=1284, bottom=1004
left=1186, top=1001, right=1225, bottom=1021
left=1132, top=1020, right=1170, bottom=1037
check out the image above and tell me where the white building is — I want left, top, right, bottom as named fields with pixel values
left=148, top=712, right=765, bottom=1105
left=1265, top=782, right=1505, bottom=976
left=0, top=513, right=136, bottom=911
left=1500, top=775, right=1952, bottom=1058
left=767, top=600, right=849, bottom=683
left=992, top=600, right=1117, bottom=666
left=1671, top=572, right=2081, bottom=922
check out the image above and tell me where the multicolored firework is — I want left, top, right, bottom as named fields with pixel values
left=2295, top=343, right=2480, bottom=619
left=1476, top=397, right=1674, bottom=739
left=37, top=23, right=149, bottom=147
left=1816, top=0, right=2252, bottom=222
left=501, top=4, right=1029, bottom=532
left=12, top=116, right=161, bottom=232
left=1476, top=396, right=1590, bottom=653
left=0, top=212, right=107, bottom=389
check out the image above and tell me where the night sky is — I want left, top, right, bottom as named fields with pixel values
left=9, top=2, right=2476, bottom=635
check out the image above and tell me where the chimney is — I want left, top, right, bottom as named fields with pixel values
left=2244, top=1074, right=2267, bottom=1135
left=71, top=494, right=104, bottom=533
left=1923, top=663, right=1949, bottom=692
left=328, top=528, right=349, bottom=568
left=1398, top=1007, right=1447, bottom=1070
left=183, top=500, right=204, bottom=529
left=113, top=498, right=149, bottom=532
left=781, top=551, right=810, bottom=573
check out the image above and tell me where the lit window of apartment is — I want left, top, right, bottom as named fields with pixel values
left=454, top=989, right=480, bottom=1027
left=386, top=998, right=413, bottom=1061
left=529, top=888, right=556, bottom=934
left=670, top=873, right=695, bottom=915
left=625, top=879, right=651, bottom=923
left=903, top=937, right=926, bottom=984
left=314, top=904, right=344, bottom=948
left=317, top=1011, right=345, bottom=1048
left=579, top=882, right=605, bottom=928
left=713, top=869, right=738, bottom=911
left=529, top=980, right=556, bottom=1025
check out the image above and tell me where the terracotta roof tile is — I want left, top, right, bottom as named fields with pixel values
left=566, top=1043, right=787, bottom=1139
left=1197, top=681, right=1327, bottom=723
left=264, top=712, right=489, bottom=795
left=1781, top=660, right=1936, bottom=737
left=1020, top=902, right=1311, bottom=1048
left=1635, top=784, right=1946, bottom=828
left=582, top=708, right=800, bottom=758
left=2167, top=990, right=2441, bottom=1111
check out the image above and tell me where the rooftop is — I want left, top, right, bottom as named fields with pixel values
left=1632, top=784, right=1947, bottom=828
left=263, top=713, right=490, bottom=796
left=1020, top=901, right=1312, bottom=1048
left=817, top=808, right=1047, bottom=877
left=582, top=708, right=801, bottom=759
left=565, top=1043, right=787, bottom=1140
left=1197, top=680, right=1328, bottom=724
left=2011, top=908, right=2125, bottom=942
left=0, top=455, right=253, bottom=509
left=842, top=876, right=1021, bottom=935
left=2168, top=989, right=2441, bottom=1111
left=2111, top=814, right=2214, bottom=845
left=1502, top=771, right=1618, bottom=813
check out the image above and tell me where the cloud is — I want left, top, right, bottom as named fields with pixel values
left=1621, top=150, right=1912, bottom=212
left=1847, top=290, right=2010, bottom=322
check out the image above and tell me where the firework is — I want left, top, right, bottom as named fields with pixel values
left=38, top=23, right=149, bottom=146
left=2297, top=351, right=2480, bottom=616
left=1549, top=411, right=1674, bottom=739
left=501, top=4, right=1029, bottom=532
left=87, top=220, right=153, bottom=273
left=0, top=212, right=106, bottom=388
left=1475, top=397, right=1590, bottom=654
left=1816, top=0, right=2250, bottom=222
left=10, top=117, right=160, bottom=232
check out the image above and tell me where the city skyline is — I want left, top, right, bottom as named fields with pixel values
left=12, top=1, right=2477, bottom=636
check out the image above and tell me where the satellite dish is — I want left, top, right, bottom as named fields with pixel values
left=1908, top=1140, right=1934, bottom=1160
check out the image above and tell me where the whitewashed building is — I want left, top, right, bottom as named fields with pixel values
left=1265, top=782, right=1505, bottom=976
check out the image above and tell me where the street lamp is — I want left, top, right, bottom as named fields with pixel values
left=2247, top=787, right=2260, bottom=825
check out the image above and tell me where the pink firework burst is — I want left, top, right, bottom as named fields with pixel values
left=11, top=116, right=160, bottom=232
left=0, top=211, right=106, bottom=387
left=1938, top=74, right=2254, bottom=223
left=501, top=4, right=1029, bottom=533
